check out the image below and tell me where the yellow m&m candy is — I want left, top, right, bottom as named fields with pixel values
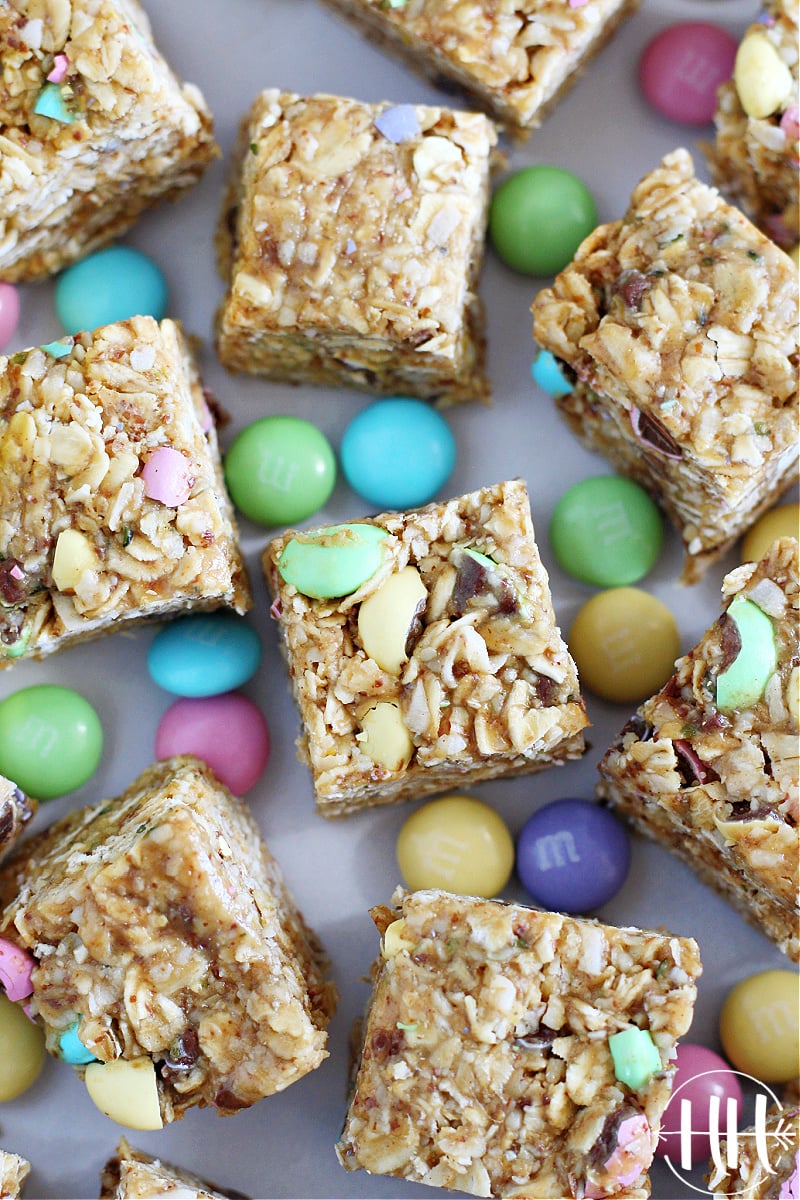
left=741, top=504, right=799, bottom=566
left=397, top=795, right=514, bottom=898
left=569, top=588, right=680, bottom=704
left=719, top=970, right=800, bottom=1083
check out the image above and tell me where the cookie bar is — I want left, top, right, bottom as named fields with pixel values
left=0, top=0, right=217, bottom=282
left=337, top=888, right=701, bottom=1198
left=0, top=1152, right=29, bottom=1200
left=0, top=756, right=336, bottom=1120
left=100, top=1138, right=246, bottom=1199
left=597, top=537, right=799, bottom=961
left=263, top=480, right=588, bottom=818
left=216, top=90, right=495, bottom=405
left=704, top=1, right=799, bottom=250
left=705, top=1100, right=799, bottom=1198
left=320, top=0, right=639, bottom=137
left=0, top=316, right=250, bottom=666
left=0, top=776, right=34, bottom=859
left=532, top=148, right=799, bottom=584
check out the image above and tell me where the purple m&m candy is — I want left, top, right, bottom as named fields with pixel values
left=657, top=1044, right=743, bottom=1165
left=516, top=798, right=631, bottom=912
left=639, top=23, right=738, bottom=126
left=155, top=693, right=270, bottom=795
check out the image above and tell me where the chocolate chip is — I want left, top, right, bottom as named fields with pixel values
left=370, top=1028, right=404, bottom=1060
left=449, top=551, right=489, bottom=618
left=214, top=1087, right=250, bottom=1111
left=0, top=558, right=27, bottom=606
left=718, top=611, right=743, bottom=674
left=674, top=739, right=718, bottom=786
left=621, top=714, right=655, bottom=742
left=589, top=1104, right=641, bottom=1168
left=613, top=269, right=651, bottom=311
left=630, top=408, right=682, bottom=459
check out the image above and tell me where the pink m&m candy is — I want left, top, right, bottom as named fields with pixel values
left=142, top=447, right=194, bottom=507
left=0, top=283, right=20, bottom=350
left=639, top=23, right=738, bottom=125
left=0, top=936, right=35, bottom=1002
left=657, top=1043, right=743, bottom=1165
left=155, top=693, right=270, bottom=795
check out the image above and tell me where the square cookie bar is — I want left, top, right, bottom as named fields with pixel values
left=706, top=1100, right=799, bottom=1198
left=0, top=316, right=250, bottom=666
left=0, top=756, right=337, bottom=1120
left=597, top=537, right=799, bottom=961
left=0, top=0, right=217, bottom=282
left=0, top=776, right=34, bottom=859
left=100, top=1138, right=245, bottom=1199
left=532, top=149, right=799, bottom=583
left=704, top=1, right=799, bottom=250
left=216, top=90, right=495, bottom=405
left=320, top=0, right=639, bottom=137
left=0, top=1152, right=29, bottom=1200
left=263, top=480, right=588, bottom=817
left=337, top=888, right=701, bottom=1198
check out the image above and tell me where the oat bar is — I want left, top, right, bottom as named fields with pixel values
left=0, top=756, right=337, bottom=1120
left=0, top=776, right=34, bottom=859
left=0, top=1152, right=29, bottom=1200
left=704, top=1, right=799, bottom=250
left=263, top=480, right=587, bottom=818
left=597, top=538, right=799, bottom=961
left=532, top=149, right=799, bottom=583
left=0, top=0, right=217, bottom=282
left=337, top=888, right=701, bottom=1198
left=705, top=1101, right=799, bottom=1198
left=100, top=1138, right=246, bottom=1199
left=216, top=90, right=495, bottom=406
left=320, top=0, right=639, bottom=137
left=0, top=316, right=250, bottom=666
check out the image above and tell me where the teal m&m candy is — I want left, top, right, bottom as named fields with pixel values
left=340, top=397, right=456, bottom=510
left=224, top=416, right=336, bottom=527
left=0, top=684, right=102, bottom=800
left=55, top=246, right=168, bottom=334
left=148, top=613, right=262, bottom=698
left=550, top=476, right=663, bottom=587
left=489, top=166, right=597, bottom=276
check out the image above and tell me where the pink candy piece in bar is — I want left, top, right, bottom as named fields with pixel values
left=0, top=936, right=35, bottom=1002
left=47, top=53, right=69, bottom=82
left=569, top=0, right=589, bottom=6
left=586, top=1114, right=652, bottom=1196
left=780, top=1152, right=799, bottom=1200
left=142, top=447, right=194, bottom=506
left=780, top=106, right=799, bottom=141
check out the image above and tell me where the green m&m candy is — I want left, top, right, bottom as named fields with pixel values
left=716, top=595, right=777, bottom=712
left=489, top=166, right=597, bottom=276
left=278, top=524, right=387, bottom=599
left=224, top=416, right=336, bottom=527
left=550, top=476, right=664, bottom=587
left=609, top=1026, right=661, bottom=1090
left=0, top=684, right=103, bottom=800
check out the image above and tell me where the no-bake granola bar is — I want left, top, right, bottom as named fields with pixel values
left=0, top=316, right=250, bottom=665
left=532, top=149, right=799, bottom=583
left=263, top=480, right=588, bottom=817
left=0, top=756, right=337, bottom=1120
left=320, top=0, right=639, bottom=137
left=0, top=1152, right=29, bottom=1200
left=216, top=90, right=495, bottom=405
left=597, top=537, right=799, bottom=961
left=705, top=1101, right=799, bottom=1199
left=0, top=776, right=34, bottom=859
left=337, top=888, right=701, bottom=1198
left=100, top=1138, right=247, bottom=1199
left=0, top=0, right=217, bottom=282
left=704, top=1, right=799, bottom=250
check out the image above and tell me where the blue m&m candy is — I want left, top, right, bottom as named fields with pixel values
left=148, top=614, right=262, bottom=698
left=340, top=397, right=456, bottom=510
left=516, top=798, right=631, bottom=912
left=55, top=246, right=168, bottom=334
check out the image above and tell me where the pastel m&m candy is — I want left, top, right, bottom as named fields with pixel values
left=0, top=992, right=46, bottom=1101
left=489, top=166, right=597, bottom=276
left=0, top=282, right=20, bottom=349
left=0, top=938, right=35, bottom=1002
left=639, top=23, right=738, bottom=125
left=224, top=416, right=336, bottom=527
left=742, top=503, right=800, bottom=565
left=155, top=693, right=270, bottom=795
left=397, top=795, right=514, bottom=897
left=549, top=476, right=663, bottom=588
left=657, top=1044, right=743, bottom=1164
left=148, top=614, right=262, bottom=698
left=278, top=523, right=387, bottom=599
left=340, top=398, right=456, bottom=510
left=569, top=588, right=680, bottom=704
left=516, top=798, right=631, bottom=912
left=0, top=684, right=103, bottom=800
left=85, top=1057, right=163, bottom=1130
left=720, top=970, right=800, bottom=1083
left=55, top=246, right=167, bottom=334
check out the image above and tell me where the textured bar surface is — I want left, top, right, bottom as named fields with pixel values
left=0, top=776, right=34, bottom=860
left=0, top=1152, right=29, bottom=1200
left=100, top=1138, right=245, bottom=1199
left=706, top=1101, right=799, bottom=1198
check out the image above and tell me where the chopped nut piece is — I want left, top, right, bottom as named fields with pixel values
left=0, top=1151, right=29, bottom=1200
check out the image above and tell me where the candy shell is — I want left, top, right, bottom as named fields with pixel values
left=0, top=992, right=46, bottom=1101
left=568, top=588, right=680, bottom=704
left=0, top=937, right=35, bottom=1002
left=0, top=684, right=103, bottom=800
left=58, top=1021, right=98, bottom=1065
left=340, top=398, right=456, bottom=510
left=720, top=970, right=800, bottom=1083
left=741, top=504, right=800, bottom=565
left=142, top=447, right=194, bottom=507
left=638, top=23, right=738, bottom=125
left=531, top=350, right=572, bottom=398
left=278, top=523, right=388, bottom=599
left=55, top=246, right=168, bottom=334
left=716, top=595, right=777, bottom=712
left=397, top=795, right=514, bottom=897
left=148, top=614, right=262, bottom=698
left=516, top=799, right=631, bottom=912
left=489, top=166, right=597, bottom=276
left=155, top=693, right=270, bottom=794
left=224, top=416, right=336, bottom=527
left=85, top=1057, right=163, bottom=1130
left=549, top=476, right=663, bottom=587
left=657, top=1043, right=743, bottom=1164
left=0, top=282, right=20, bottom=349
left=609, top=1027, right=661, bottom=1090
